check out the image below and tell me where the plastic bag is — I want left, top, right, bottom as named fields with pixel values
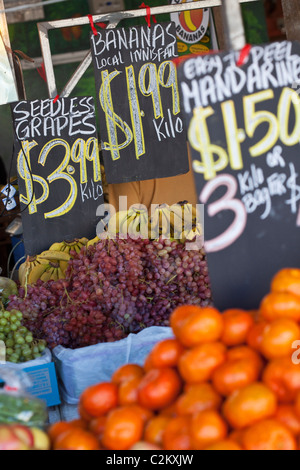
left=53, top=326, right=174, bottom=405
left=0, top=367, right=48, bottom=428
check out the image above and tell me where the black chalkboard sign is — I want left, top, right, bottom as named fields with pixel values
left=11, top=97, right=104, bottom=256
left=90, top=22, right=189, bottom=184
left=177, top=40, right=300, bottom=310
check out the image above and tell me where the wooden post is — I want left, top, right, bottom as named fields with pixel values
left=0, top=0, right=16, bottom=79
left=281, top=0, right=300, bottom=41
left=221, top=0, right=246, bottom=51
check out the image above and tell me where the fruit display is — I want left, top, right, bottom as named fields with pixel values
left=7, top=206, right=211, bottom=349
left=46, top=268, right=300, bottom=450
left=0, top=308, right=47, bottom=363
left=0, top=424, right=50, bottom=450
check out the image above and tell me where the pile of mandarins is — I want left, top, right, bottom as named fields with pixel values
left=49, top=268, right=300, bottom=450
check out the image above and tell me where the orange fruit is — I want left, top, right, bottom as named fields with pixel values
left=48, top=422, right=75, bottom=444
left=118, top=376, right=143, bottom=406
left=229, top=429, right=245, bottom=447
left=78, top=403, right=94, bottom=423
left=212, top=357, right=261, bottom=397
left=125, top=404, right=154, bottom=423
left=175, top=383, right=222, bottom=415
left=190, top=410, right=228, bottom=450
left=260, top=318, right=300, bottom=360
left=221, top=309, right=254, bottom=346
left=263, top=357, right=300, bottom=403
left=144, top=338, right=185, bottom=371
left=294, top=391, right=300, bottom=419
left=204, top=440, right=242, bottom=450
left=160, top=402, right=178, bottom=418
left=247, top=321, right=268, bottom=351
left=111, top=364, right=144, bottom=384
left=144, top=415, right=172, bottom=447
left=53, top=428, right=101, bottom=450
left=79, top=382, right=118, bottom=418
left=222, top=382, right=277, bottom=429
left=170, top=305, right=224, bottom=347
left=259, top=292, right=300, bottom=322
left=102, top=406, right=144, bottom=450
left=178, top=342, right=227, bottom=384
left=275, top=405, right=300, bottom=436
left=137, top=368, right=182, bottom=411
left=226, top=346, right=264, bottom=372
left=88, top=416, right=107, bottom=441
left=162, top=416, right=192, bottom=450
left=271, top=268, right=300, bottom=297
left=241, top=419, right=297, bottom=450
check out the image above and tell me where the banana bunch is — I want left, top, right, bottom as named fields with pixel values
left=18, top=251, right=71, bottom=287
left=108, top=207, right=149, bottom=239
left=149, top=202, right=202, bottom=241
left=49, top=238, right=88, bottom=255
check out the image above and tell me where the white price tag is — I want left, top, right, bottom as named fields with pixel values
left=1, top=184, right=16, bottom=199
left=2, top=197, right=17, bottom=211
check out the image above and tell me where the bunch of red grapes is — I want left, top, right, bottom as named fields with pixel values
left=8, top=237, right=212, bottom=349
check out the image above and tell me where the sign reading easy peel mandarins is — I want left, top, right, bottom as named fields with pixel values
left=11, top=97, right=104, bottom=256
left=177, top=41, right=300, bottom=310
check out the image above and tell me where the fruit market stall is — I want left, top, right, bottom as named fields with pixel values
left=0, top=0, right=300, bottom=453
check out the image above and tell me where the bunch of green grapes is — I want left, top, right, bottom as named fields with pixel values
left=0, top=309, right=47, bottom=364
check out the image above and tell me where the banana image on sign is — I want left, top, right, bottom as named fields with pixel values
left=0, top=32, right=18, bottom=105
left=170, top=0, right=211, bottom=55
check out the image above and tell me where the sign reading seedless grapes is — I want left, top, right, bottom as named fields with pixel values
left=90, top=22, right=190, bottom=183
left=177, top=41, right=300, bottom=310
left=11, top=97, right=104, bottom=256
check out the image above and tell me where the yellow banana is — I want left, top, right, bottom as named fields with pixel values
left=38, top=251, right=71, bottom=262
left=58, top=267, right=66, bottom=280
left=87, top=236, right=100, bottom=247
left=59, top=260, right=69, bottom=274
left=184, top=10, right=198, bottom=32
left=108, top=210, right=129, bottom=235
left=49, top=242, right=64, bottom=252
left=40, top=269, right=53, bottom=283
left=28, top=264, right=49, bottom=285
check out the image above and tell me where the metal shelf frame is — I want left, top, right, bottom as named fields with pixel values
left=37, top=0, right=259, bottom=99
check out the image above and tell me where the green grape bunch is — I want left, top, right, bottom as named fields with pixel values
left=0, top=309, right=47, bottom=364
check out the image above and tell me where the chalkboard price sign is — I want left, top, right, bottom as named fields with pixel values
left=178, top=41, right=300, bottom=310
left=11, top=97, right=104, bottom=256
left=90, top=22, right=190, bottom=184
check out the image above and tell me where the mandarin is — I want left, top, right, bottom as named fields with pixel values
left=260, top=318, right=300, bottom=360
left=144, top=415, right=172, bottom=447
left=144, top=338, right=185, bottom=371
left=137, top=368, right=182, bottom=411
left=260, top=292, right=300, bottom=322
left=221, top=309, right=254, bottom=346
left=102, top=406, right=144, bottom=450
left=271, top=268, right=300, bottom=297
left=222, top=382, right=277, bottom=429
left=175, top=383, right=222, bottom=416
left=162, top=415, right=192, bottom=450
left=53, top=428, right=101, bottom=451
left=190, top=410, right=228, bottom=450
left=241, top=419, right=297, bottom=450
left=79, top=382, right=118, bottom=418
left=263, top=357, right=300, bottom=403
left=170, top=305, right=224, bottom=348
left=111, top=364, right=144, bottom=385
left=204, top=440, right=242, bottom=450
left=178, top=342, right=227, bottom=384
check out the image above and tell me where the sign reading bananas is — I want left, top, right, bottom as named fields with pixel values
left=90, top=22, right=190, bottom=184
left=11, top=96, right=104, bottom=256
left=177, top=41, right=300, bottom=310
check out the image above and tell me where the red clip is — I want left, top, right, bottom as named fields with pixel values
left=236, top=44, right=251, bottom=67
left=139, top=3, right=157, bottom=28
left=88, top=14, right=98, bottom=36
left=37, top=62, right=47, bottom=83
left=53, top=94, right=60, bottom=104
